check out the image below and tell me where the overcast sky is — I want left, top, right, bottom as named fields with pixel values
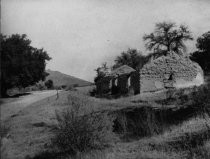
left=2, top=0, right=210, bottom=82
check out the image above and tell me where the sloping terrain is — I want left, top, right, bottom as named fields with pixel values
left=1, top=86, right=210, bottom=159
left=0, top=90, right=152, bottom=159
left=46, top=69, right=92, bottom=87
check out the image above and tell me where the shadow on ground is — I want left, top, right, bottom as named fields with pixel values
left=25, top=151, right=70, bottom=159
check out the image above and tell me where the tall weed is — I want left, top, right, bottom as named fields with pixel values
left=190, top=84, right=210, bottom=117
left=52, top=101, right=116, bottom=155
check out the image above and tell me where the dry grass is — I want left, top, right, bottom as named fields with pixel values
left=52, top=100, right=116, bottom=155
left=75, top=85, right=96, bottom=95
left=133, top=117, right=210, bottom=159
left=0, top=124, right=10, bottom=159
left=1, top=83, right=210, bottom=159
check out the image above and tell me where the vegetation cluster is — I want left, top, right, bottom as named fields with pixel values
left=94, top=22, right=210, bottom=88
left=1, top=34, right=51, bottom=97
left=43, top=80, right=210, bottom=159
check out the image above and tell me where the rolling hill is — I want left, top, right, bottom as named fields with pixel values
left=45, top=69, right=93, bottom=87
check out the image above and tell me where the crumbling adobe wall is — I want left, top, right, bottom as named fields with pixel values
left=131, top=71, right=140, bottom=94
left=118, top=75, right=129, bottom=94
left=140, top=53, right=204, bottom=93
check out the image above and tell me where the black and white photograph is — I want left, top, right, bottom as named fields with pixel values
left=1, top=0, right=210, bottom=158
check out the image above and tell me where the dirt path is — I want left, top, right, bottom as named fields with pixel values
left=1, top=90, right=66, bottom=159
left=0, top=90, right=58, bottom=121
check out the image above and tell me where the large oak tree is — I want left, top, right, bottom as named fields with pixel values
left=1, top=34, right=51, bottom=97
left=143, top=22, right=193, bottom=56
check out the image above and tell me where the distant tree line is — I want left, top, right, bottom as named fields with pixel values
left=1, top=34, right=51, bottom=97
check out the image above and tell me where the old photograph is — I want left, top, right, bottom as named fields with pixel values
left=1, top=0, right=210, bottom=158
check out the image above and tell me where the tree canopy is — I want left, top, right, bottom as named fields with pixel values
left=1, top=34, right=51, bottom=97
left=143, top=22, right=193, bottom=55
left=94, top=62, right=109, bottom=83
left=94, top=49, right=149, bottom=83
left=190, top=31, right=210, bottom=75
left=113, top=48, right=149, bottom=70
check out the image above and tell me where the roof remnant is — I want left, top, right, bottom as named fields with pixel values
left=110, top=65, right=135, bottom=77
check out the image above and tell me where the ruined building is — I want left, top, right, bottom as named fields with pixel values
left=110, top=65, right=136, bottom=94
left=96, top=52, right=204, bottom=95
left=96, top=65, right=135, bottom=95
left=139, top=53, right=204, bottom=93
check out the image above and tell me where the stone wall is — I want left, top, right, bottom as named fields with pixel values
left=140, top=53, right=204, bottom=93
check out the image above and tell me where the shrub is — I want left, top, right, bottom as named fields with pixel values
left=73, top=84, right=79, bottom=88
left=44, top=80, right=54, bottom=89
left=0, top=124, right=10, bottom=142
left=89, top=88, right=97, bottom=96
left=190, top=84, right=210, bottom=117
left=54, top=86, right=62, bottom=90
left=61, top=85, right=67, bottom=89
left=52, top=101, right=116, bottom=155
left=186, top=145, right=210, bottom=159
left=65, top=85, right=75, bottom=91
left=0, top=124, right=10, bottom=159
left=36, top=83, right=47, bottom=90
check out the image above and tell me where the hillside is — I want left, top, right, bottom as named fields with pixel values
left=46, top=69, right=92, bottom=87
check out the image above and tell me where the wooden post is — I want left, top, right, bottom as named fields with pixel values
left=56, top=89, right=59, bottom=100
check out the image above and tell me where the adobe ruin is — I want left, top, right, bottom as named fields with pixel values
left=139, top=53, right=204, bottom=93
left=96, top=65, right=136, bottom=95
left=96, top=52, right=204, bottom=95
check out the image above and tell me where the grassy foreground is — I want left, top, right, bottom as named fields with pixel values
left=1, top=85, right=210, bottom=159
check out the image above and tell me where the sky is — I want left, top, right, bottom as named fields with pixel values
left=2, top=0, right=210, bottom=82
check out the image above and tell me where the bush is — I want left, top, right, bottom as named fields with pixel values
left=73, top=84, right=79, bottom=88
left=61, top=85, right=67, bottom=89
left=0, top=124, right=10, bottom=142
left=52, top=101, right=116, bottom=155
left=190, top=84, right=210, bottom=117
left=0, top=124, right=10, bottom=159
left=44, top=80, right=54, bottom=89
left=65, top=85, right=75, bottom=91
left=54, top=86, right=62, bottom=90
left=36, top=83, right=47, bottom=90
left=89, top=88, right=97, bottom=96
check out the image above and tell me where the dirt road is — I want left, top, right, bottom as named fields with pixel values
left=0, top=90, right=67, bottom=159
left=0, top=90, right=58, bottom=121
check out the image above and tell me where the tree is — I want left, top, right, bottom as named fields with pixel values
left=1, top=34, right=51, bottom=97
left=143, top=22, right=193, bottom=55
left=113, top=48, right=149, bottom=70
left=45, top=79, right=54, bottom=89
left=94, top=62, right=109, bottom=83
left=190, top=31, right=210, bottom=74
